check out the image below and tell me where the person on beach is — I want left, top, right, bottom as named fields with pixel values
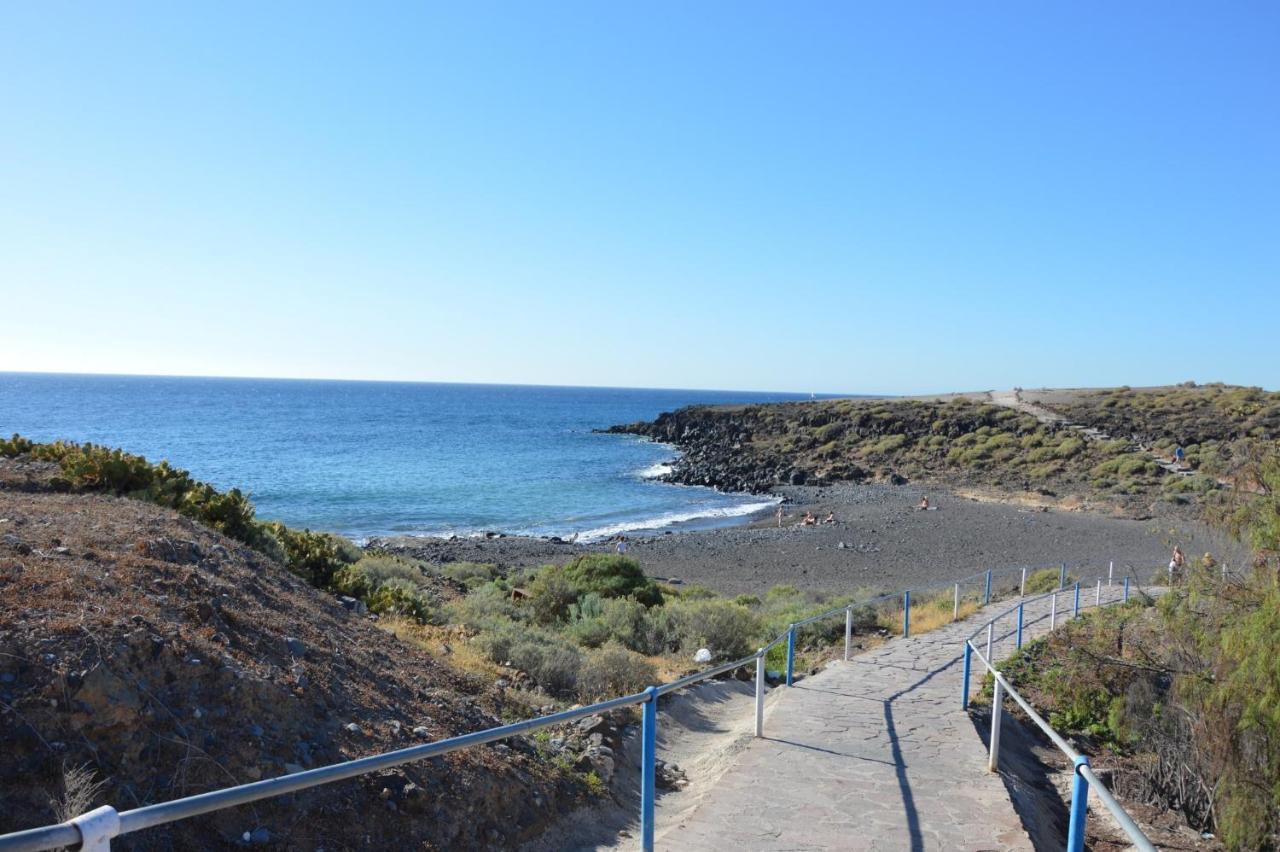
left=615, top=536, right=627, bottom=555
left=823, top=511, right=836, bottom=524
left=918, top=496, right=929, bottom=511
left=1169, top=545, right=1186, bottom=581
left=776, top=505, right=784, bottom=528
left=800, top=511, right=817, bottom=526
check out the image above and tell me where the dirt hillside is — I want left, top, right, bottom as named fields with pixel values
left=0, top=458, right=580, bottom=850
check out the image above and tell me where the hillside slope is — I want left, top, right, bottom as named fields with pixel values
left=608, top=384, right=1279, bottom=517
left=0, top=458, right=578, bottom=849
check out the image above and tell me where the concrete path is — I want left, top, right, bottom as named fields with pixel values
left=658, top=582, right=1134, bottom=851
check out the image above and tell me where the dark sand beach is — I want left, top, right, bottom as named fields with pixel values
left=374, top=482, right=1236, bottom=596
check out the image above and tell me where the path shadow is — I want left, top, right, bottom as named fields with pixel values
left=968, top=706, right=1069, bottom=852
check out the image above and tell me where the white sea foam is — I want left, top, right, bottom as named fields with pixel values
left=636, top=461, right=674, bottom=479
left=575, top=499, right=779, bottom=543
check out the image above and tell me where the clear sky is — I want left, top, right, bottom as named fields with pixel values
left=1, top=3, right=1276, bottom=395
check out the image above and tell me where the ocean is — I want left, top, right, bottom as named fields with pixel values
left=0, top=373, right=832, bottom=542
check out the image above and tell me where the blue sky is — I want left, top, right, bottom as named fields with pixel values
left=1, top=2, right=1276, bottom=394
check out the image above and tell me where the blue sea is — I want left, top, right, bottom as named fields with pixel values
left=0, top=373, right=833, bottom=542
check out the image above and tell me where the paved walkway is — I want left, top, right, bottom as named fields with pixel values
left=660, top=582, right=1134, bottom=851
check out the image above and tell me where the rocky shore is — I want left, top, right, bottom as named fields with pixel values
left=604, top=403, right=850, bottom=492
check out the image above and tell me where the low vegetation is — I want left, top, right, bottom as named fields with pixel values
left=997, top=435, right=1280, bottom=850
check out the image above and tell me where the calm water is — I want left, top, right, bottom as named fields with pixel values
left=0, top=373, right=831, bottom=541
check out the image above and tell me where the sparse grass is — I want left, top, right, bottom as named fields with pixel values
left=875, top=591, right=980, bottom=636
left=48, top=764, right=106, bottom=823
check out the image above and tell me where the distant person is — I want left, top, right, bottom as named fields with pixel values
left=800, top=511, right=818, bottom=526
left=823, top=511, right=836, bottom=524
left=918, top=496, right=930, bottom=511
left=776, top=505, right=785, bottom=528
left=615, top=536, right=627, bottom=555
left=1174, top=446, right=1186, bottom=467
left=1169, top=545, right=1186, bottom=581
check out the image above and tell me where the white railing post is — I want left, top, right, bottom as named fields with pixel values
left=754, top=650, right=765, bottom=737
left=71, top=805, right=120, bottom=851
left=985, top=621, right=994, bottom=663
left=1019, top=566, right=1027, bottom=598
left=1108, top=560, right=1114, bottom=587
left=1095, top=579, right=1101, bottom=607
left=988, top=678, right=1003, bottom=772
left=953, top=583, right=960, bottom=620
left=844, top=607, right=853, bottom=661
left=1050, top=591, right=1057, bottom=630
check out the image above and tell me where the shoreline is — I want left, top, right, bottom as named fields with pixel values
left=372, top=481, right=1240, bottom=596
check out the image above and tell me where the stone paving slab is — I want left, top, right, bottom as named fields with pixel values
left=659, top=583, right=1134, bottom=851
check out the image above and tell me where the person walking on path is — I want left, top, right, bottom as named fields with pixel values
left=614, top=535, right=627, bottom=555
left=1174, top=446, right=1186, bottom=467
left=1169, top=544, right=1186, bottom=581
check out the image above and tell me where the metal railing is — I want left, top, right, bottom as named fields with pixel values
left=0, top=560, right=1156, bottom=852
left=961, top=571, right=1158, bottom=852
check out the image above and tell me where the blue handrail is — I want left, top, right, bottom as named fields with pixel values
left=962, top=573, right=1158, bottom=851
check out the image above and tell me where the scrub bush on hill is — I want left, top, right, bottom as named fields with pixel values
left=578, top=643, right=658, bottom=701
left=0, top=434, right=35, bottom=457
left=2, top=436, right=360, bottom=600
left=998, top=447, right=1280, bottom=850
left=560, top=555, right=663, bottom=606
left=650, top=598, right=761, bottom=661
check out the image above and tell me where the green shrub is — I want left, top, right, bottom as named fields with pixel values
left=560, top=555, right=663, bottom=606
left=476, top=624, right=584, bottom=698
left=441, top=561, right=498, bottom=588
left=0, top=434, right=34, bottom=457
left=1023, top=567, right=1068, bottom=593
left=577, top=643, right=658, bottom=700
left=1055, top=437, right=1085, bottom=458
left=448, top=583, right=524, bottom=630
left=872, top=434, right=907, bottom=454
left=365, top=579, right=435, bottom=623
left=528, top=568, right=580, bottom=625
left=261, top=522, right=356, bottom=587
left=349, top=554, right=426, bottom=587
left=653, top=598, right=761, bottom=661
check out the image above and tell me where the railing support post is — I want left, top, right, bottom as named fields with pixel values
left=70, top=805, right=120, bottom=852
left=1073, top=581, right=1080, bottom=618
left=1015, top=602, right=1024, bottom=649
left=843, top=607, right=852, bottom=661
left=903, top=591, right=910, bottom=638
left=1066, top=755, right=1091, bottom=852
left=985, top=621, right=994, bottom=663
left=961, top=641, right=972, bottom=709
left=953, top=582, right=960, bottom=620
left=754, top=651, right=765, bottom=738
left=1020, top=566, right=1027, bottom=598
left=1050, top=591, right=1057, bottom=630
left=641, top=686, right=658, bottom=851
left=1123, top=575, right=1130, bottom=603
left=785, top=624, right=796, bottom=687
left=1095, top=578, right=1101, bottom=607
left=1059, top=562, right=1067, bottom=590
left=1108, top=560, right=1114, bottom=587
left=984, top=569, right=992, bottom=605
left=988, top=677, right=1003, bottom=772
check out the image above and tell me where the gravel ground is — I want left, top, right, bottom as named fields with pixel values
left=376, top=483, right=1241, bottom=597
